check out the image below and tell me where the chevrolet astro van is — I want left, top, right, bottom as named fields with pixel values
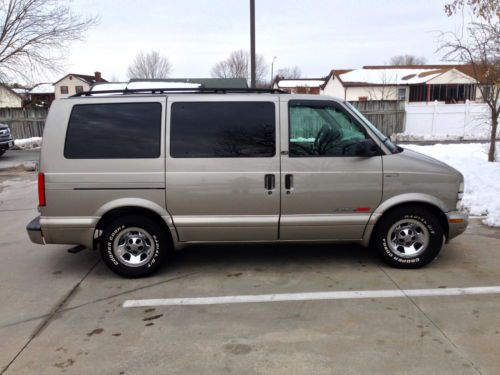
left=26, top=87, right=468, bottom=278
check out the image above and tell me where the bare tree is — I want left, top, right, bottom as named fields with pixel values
left=439, top=0, right=499, bottom=161
left=389, top=54, right=428, bottom=65
left=276, top=66, right=302, bottom=79
left=127, top=51, right=172, bottom=79
left=0, top=0, right=98, bottom=83
left=444, top=0, right=499, bottom=20
left=368, top=70, right=398, bottom=100
left=211, top=50, right=268, bottom=86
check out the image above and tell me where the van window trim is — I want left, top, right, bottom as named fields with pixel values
left=63, top=102, right=163, bottom=160
left=287, top=99, right=382, bottom=158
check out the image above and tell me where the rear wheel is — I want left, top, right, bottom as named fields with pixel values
left=373, top=206, right=444, bottom=268
left=100, top=215, right=168, bottom=278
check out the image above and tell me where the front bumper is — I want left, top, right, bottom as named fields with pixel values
left=0, top=138, right=14, bottom=150
left=27, top=216, right=45, bottom=244
left=446, top=210, right=469, bottom=241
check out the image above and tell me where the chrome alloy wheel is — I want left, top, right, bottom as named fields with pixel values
left=112, top=227, right=155, bottom=267
left=387, top=219, right=430, bottom=258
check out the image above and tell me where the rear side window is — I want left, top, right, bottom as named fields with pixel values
left=64, top=103, right=162, bottom=159
left=170, top=102, right=275, bottom=158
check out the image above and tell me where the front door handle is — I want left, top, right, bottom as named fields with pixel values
left=264, top=174, right=275, bottom=191
left=285, top=174, right=294, bottom=190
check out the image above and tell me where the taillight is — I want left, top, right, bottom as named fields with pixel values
left=38, top=173, right=46, bottom=207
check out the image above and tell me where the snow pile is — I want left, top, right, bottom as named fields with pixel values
left=14, top=137, right=42, bottom=149
left=394, top=132, right=491, bottom=142
left=404, top=143, right=500, bottom=227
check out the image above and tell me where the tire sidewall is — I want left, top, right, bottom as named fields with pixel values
left=101, top=216, right=167, bottom=278
left=376, top=208, right=443, bottom=268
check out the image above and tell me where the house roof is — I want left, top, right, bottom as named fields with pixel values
left=363, top=64, right=491, bottom=84
left=54, top=73, right=108, bottom=85
left=320, top=69, right=353, bottom=89
left=129, top=78, right=248, bottom=89
left=29, top=83, right=55, bottom=94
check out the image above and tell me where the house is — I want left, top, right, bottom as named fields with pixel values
left=54, top=71, right=107, bottom=98
left=0, top=84, right=23, bottom=107
left=272, top=78, right=326, bottom=94
left=29, top=83, right=55, bottom=107
left=321, top=65, right=482, bottom=103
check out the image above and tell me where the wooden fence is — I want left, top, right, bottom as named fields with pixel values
left=0, top=107, right=48, bottom=138
left=0, top=100, right=405, bottom=140
left=349, top=100, right=405, bottom=135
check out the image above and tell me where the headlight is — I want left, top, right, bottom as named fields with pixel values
left=4, top=128, right=10, bottom=135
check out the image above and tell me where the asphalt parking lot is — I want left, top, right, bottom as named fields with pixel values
left=1, top=172, right=500, bottom=374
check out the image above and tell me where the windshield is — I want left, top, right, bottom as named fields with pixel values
left=344, top=102, right=400, bottom=153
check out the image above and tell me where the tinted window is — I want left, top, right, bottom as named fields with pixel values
left=65, top=103, right=162, bottom=159
left=289, top=101, right=366, bottom=157
left=170, top=102, right=275, bottom=158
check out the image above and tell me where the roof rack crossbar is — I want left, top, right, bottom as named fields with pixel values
left=71, top=87, right=287, bottom=97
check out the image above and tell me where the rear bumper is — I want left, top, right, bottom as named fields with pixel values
left=26, top=216, right=45, bottom=244
left=446, top=210, right=469, bottom=241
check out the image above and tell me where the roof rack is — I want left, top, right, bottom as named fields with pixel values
left=71, top=87, right=287, bottom=97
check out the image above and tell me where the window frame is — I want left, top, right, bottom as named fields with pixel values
left=63, top=102, right=162, bottom=159
left=169, top=101, right=277, bottom=159
left=75, top=85, right=84, bottom=94
left=60, top=86, right=69, bottom=94
left=287, top=99, right=380, bottom=158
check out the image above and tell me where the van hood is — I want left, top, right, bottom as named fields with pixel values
left=0, top=123, right=9, bottom=130
left=399, top=147, right=462, bottom=178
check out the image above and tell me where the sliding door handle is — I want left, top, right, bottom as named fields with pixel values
left=264, top=174, right=275, bottom=191
left=285, top=174, right=294, bottom=190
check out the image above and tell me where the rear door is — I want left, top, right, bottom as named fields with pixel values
left=165, top=94, right=280, bottom=242
left=279, top=98, right=383, bottom=240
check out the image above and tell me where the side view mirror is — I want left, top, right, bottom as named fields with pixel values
left=345, top=138, right=380, bottom=157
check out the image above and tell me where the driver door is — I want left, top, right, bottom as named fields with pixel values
left=279, top=99, right=383, bottom=240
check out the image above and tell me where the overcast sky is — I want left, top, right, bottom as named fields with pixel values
left=64, top=0, right=471, bottom=82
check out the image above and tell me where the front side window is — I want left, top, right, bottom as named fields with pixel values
left=60, top=86, right=68, bottom=94
left=170, top=102, right=275, bottom=158
left=289, top=101, right=366, bottom=157
left=64, top=102, right=162, bottom=159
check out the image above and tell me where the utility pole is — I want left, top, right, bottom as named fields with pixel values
left=250, top=0, right=256, bottom=88
left=270, top=56, right=277, bottom=86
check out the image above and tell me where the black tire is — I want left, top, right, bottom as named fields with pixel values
left=100, top=215, right=169, bottom=278
left=373, top=206, right=444, bottom=269
left=0, top=149, right=5, bottom=157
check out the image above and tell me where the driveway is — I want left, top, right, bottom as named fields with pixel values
left=1, top=173, right=499, bottom=374
left=0, top=149, right=40, bottom=171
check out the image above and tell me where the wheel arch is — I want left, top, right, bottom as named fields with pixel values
left=362, top=197, right=450, bottom=246
left=93, top=201, right=177, bottom=249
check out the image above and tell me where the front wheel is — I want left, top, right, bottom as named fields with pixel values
left=0, top=149, right=5, bottom=157
left=100, top=215, right=169, bottom=278
left=373, top=207, right=444, bottom=268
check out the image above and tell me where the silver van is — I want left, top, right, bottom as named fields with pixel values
left=27, top=88, right=468, bottom=278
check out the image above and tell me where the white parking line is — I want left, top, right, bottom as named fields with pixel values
left=123, top=286, right=500, bottom=308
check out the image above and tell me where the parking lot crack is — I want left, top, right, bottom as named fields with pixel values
left=1, top=259, right=100, bottom=375
left=377, top=265, right=483, bottom=375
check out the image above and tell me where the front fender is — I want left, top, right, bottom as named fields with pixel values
left=361, top=193, right=450, bottom=246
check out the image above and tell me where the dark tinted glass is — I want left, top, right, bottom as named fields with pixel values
left=170, top=102, right=275, bottom=158
left=65, top=103, right=162, bottom=159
